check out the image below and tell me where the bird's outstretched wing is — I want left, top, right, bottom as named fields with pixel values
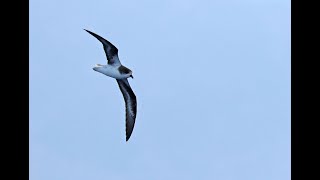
left=116, top=79, right=137, bottom=141
left=84, top=29, right=121, bottom=66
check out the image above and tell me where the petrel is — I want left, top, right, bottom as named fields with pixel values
left=84, top=29, right=137, bottom=141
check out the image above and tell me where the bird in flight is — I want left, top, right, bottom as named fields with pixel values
left=84, top=29, right=137, bottom=141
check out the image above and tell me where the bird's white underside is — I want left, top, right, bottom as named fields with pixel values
left=93, top=64, right=129, bottom=79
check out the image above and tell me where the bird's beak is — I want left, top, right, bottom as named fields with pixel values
left=130, top=75, right=134, bottom=79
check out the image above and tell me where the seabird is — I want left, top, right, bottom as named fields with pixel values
left=84, top=29, right=137, bottom=141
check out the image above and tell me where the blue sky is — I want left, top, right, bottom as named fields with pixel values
left=30, top=0, right=290, bottom=179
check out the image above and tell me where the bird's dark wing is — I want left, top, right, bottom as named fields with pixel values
left=84, top=29, right=121, bottom=66
left=116, top=79, right=137, bottom=141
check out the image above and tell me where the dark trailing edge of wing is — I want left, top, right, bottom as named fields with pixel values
left=116, top=79, right=137, bottom=141
left=84, top=29, right=119, bottom=65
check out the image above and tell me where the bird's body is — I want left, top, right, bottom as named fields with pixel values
left=85, top=29, right=137, bottom=141
left=93, top=64, right=132, bottom=79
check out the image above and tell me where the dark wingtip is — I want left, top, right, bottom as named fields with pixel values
left=125, top=114, right=134, bottom=142
left=126, top=133, right=132, bottom=141
left=83, top=29, right=91, bottom=33
left=83, top=29, right=105, bottom=42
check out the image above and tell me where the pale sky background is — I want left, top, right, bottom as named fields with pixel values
left=30, top=0, right=291, bottom=179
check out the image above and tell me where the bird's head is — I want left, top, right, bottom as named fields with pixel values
left=129, top=72, right=134, bottom=79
